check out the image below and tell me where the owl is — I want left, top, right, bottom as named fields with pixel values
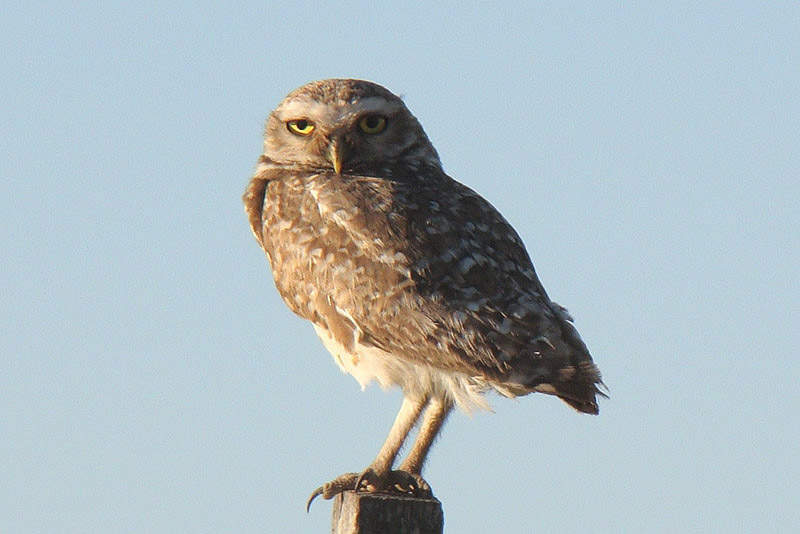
left=243, top=79, right=604, bottom=508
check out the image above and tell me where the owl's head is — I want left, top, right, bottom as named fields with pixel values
left=262, top=79, right=441, bottom=175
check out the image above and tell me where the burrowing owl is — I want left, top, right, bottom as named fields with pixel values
left=243, top=79, right=604, bottom=508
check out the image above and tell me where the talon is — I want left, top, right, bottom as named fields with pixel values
left=305, top=472, right=360, bottom=511
left=354, top=468, right=377, bottom=492
left=306, top=486, right=324, bottom=512
left=355, top=473, right=367, bottom=491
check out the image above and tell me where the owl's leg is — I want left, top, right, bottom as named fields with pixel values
left=385, top=396, right=453, bottom=496
left=365, top=395, right=428, bottom=476
left=306, top=395, right=427, bottom=510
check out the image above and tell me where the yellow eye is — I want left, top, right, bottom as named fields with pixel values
left=287, top=119, right=315, bottom=136
left=358, top=115, right=387, bottom=134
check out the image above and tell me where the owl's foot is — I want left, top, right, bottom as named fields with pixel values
left=356, top=468, right=433, bottom=499
left=306, top=469, right=433, bottom=511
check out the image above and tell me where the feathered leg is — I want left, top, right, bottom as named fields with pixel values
left=398, top=396, right=453, bottom=475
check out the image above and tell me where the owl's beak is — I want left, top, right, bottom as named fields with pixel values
left=327, top=136, right=346, bottom=174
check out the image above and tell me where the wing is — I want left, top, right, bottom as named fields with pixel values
left=245, top=164, right=603, bottom=412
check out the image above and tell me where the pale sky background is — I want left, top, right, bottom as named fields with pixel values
left=2, top=3, right=798, bottom=533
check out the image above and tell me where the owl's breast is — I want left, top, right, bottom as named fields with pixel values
left=258, top=173, right=414, bottom=326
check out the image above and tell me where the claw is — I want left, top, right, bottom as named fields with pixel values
left=306, top=486, right=324, bottom=513
left=354, top=468, right=376, bottom=493
left=305, top=472, right=361, bottom=512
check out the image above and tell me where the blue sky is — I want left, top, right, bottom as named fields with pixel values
left=2, top=3, right=798, bottom=533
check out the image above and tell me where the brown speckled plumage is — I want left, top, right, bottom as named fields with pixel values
left=244, top=79, right=604, bottom=504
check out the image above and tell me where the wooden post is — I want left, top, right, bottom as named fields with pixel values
left=331, top=491, right=444, bottom=534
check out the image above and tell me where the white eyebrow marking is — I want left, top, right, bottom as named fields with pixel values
left=277, top=97, right=403, bottom=124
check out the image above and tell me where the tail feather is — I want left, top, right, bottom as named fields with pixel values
left=554, top=362, right=607, bottom=415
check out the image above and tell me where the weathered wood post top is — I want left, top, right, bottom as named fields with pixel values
left=331, top=491, right=444, bottom=534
